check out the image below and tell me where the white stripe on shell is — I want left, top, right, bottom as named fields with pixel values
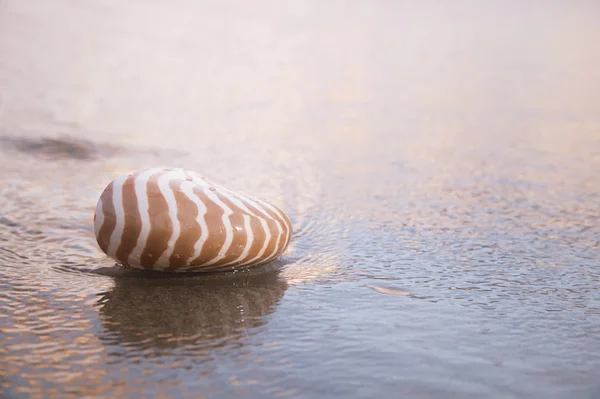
left=223, top=214, right=253, bottom=267
left=259, top=199, right=291, bottom=249
left=234, top=192, right=282, bottom=264
left=238, top=216, right=271, bottom=266
left=128, top=168, right=162, bottom=267
left=253, top=200, right=284, bottom=263
left=216, top=190, right=265, bottom=266
left=94, top=198, right=105, bottom=238
left=180, top=181, right=209, bottom=265
left=199, top=186, right=234, bottom=266
left=106, top=173, right=130, bottom=259
left=155, top=169, right=187, bottom=268
left=185, top=172, right=287, bottom=267
left=219, top=190, right=258, bottom=217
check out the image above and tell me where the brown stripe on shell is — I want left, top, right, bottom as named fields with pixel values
left=167, top=179, right=201, bottom=270
left=236, top=206, right=267, bottom=265
left=207, top=192, right=248, bottom=267
left=115, top=175, right=142, bottom=266
left=265, top=199, right=293, bottom=249
left=273, top=201, right=293, bottom=242
left=257, top=200, right=288, bottom=261
left=96, top=181, right=116, bottom=254
left=140, top=173, right=172, bottom=269
left=258, top=216, right=279, bottom=263
left=237, top=198, right=279, bottom=264
left=277, top=204, right=294, bottom=245
left=189, top=184, right=226, bottom=266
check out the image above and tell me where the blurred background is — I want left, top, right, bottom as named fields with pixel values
left=1, top=1, right=599, bottom=398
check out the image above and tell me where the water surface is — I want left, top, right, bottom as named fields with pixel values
left=1, top=1, right=600, bottom=398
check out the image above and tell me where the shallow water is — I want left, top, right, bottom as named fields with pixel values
left=1, top=1, right=600, bottom=398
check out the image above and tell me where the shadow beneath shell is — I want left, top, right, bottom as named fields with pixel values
left=91, top=257, right=292, bottom=280
left=96, top=259, right=289, bottom=356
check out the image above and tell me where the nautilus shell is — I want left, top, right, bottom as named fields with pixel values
left=93, top=168, right=292, bottom=272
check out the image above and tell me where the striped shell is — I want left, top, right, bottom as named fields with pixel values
left=93, top=168, right=292, bottom=272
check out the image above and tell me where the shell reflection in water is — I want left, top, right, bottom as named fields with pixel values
left=93, top=168, right=293, bottom=272
left=98, top=268, right=288, bottom=351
